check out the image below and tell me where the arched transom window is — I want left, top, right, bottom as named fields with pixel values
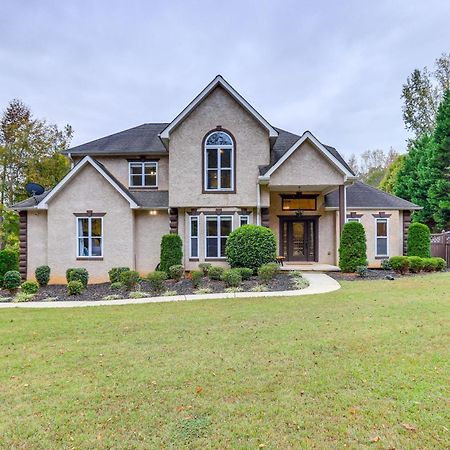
left=204, top=131, right=234, bottom=191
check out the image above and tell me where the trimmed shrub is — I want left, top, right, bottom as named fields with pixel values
left=198, top=263, right=212, bottom=276
left=67, top=280, right=84, bottom=295
left=433, top=257, right=446, bottom=271
left=110, top=281, right=125, bottom=290
left=168, top=265, right=184, bottom=281
left=380, top=259, right=391, bottom=271
left=21, top=280, right=39, bottom=294
left=66, top=268, right=89, bottom=287
left=0, top=249, right=19, bottom=284
left=389, top=256, right=410, bottom=274
left=147, top=271, right=168, bottom=293
left=221, top=269, right=242, bottom=287
left=422, top=258, right=437, bottom=272
left=108, top=267, right=130, bottom=283
left=120, top=270, right=140, bottom=290
left=237, top=267, right=253, bottom=281
left=408, top=256, right=424, bottom=273
left=356, top=265, right=368, bottom=278
left=226, top=225, right=276, bottom=272
left=35, top=265, right=50, bottom=287
left=3, top=270, right=22, bottom=292
left=339, top=222, right=367, bottom=272
left=407, top=223, right=431, bottom=258
left=258, top=263, right=279, bottom=282
left=160, top=234, right=183, bottom=273
left=190, top=270, right=203, bottom=288
left=208, top=266, right=225, bottom=281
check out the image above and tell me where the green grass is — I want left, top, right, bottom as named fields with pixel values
left=0, top=273, right=449, bottom=449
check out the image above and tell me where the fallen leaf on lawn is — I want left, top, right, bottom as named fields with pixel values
left=369, top=436, right=381, bottom=443
left=196, top=386, right=203, bottom=394
left=401, top=423, right=416, bottom=432
left=349, top=407, right=358, bottom=415
left=23, top=383, right=29, bottom=387
left=176, top=406, right=186, bottom=412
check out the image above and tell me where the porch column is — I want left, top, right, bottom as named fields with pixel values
left=339, top=185, right=345, bottom=234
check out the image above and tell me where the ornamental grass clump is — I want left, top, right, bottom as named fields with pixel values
left=190, top=270, right=203, bottom=288
left=339, top=222, right=367, bottom=272
left=226, top=225, right=276, bottom=272
left=407, top=223, right=431, bottom=258
left=257, top=263, right=279, bottom=283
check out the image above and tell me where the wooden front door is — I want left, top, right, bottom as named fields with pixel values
left=280, top=218, right=317, bottom=262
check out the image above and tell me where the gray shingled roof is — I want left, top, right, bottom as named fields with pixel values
left=12, top=191, right=50, bottom=209
left=259, top=128, right=355, bottom=176
left=325, top=181, right=421, bottom=210
left=63, top=123, right=169, bottom=155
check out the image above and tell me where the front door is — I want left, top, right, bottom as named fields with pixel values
left=281, top=218, right=317, bottom=262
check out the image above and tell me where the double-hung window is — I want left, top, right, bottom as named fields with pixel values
left=189, top=216, right=199, bottom=259
left=239, top=215, right=250, bottom=227
left=129, top=161, right=157, bottom=188
left=375, top=218, right=388, bottom=257
left=204, top=131, right=234, bottom=191
left=205, top=215, right=233, bottom=258
left=77, top=217, right=103, bottom=258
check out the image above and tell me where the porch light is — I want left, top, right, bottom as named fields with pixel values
left=149, top=210, right=157, bottom=215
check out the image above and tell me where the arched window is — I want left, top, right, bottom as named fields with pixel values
left=204, top=131, right=234, bottom=191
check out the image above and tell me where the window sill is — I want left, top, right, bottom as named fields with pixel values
left=205, top=258, right=227, bottom=261
left=76, top=257, right=104, bottom=261
left=375, top=256, right=389, bottom=259
left=129, top=186, right=158, bottom=190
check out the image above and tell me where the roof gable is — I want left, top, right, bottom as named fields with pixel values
left=262, top=131, right=355, bottom=180
left=159, top=75, right=278, bottom=143
left=37, top=156, right=139, bottom=209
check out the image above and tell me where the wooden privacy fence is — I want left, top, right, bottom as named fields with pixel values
left=431, top=232, right=450, bottom=267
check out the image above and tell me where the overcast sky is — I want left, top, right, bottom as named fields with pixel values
left=1, top=0, right=449, bottom=158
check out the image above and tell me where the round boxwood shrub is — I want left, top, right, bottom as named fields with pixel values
left=35, top=265, right=50, bottom=287
left=120, top=270, right=140, bottom=290
left=147, top=271, right=168, bottom=293
left=338, top=222, right=367, bottom=273
left=389, top=256, right=410, bottom=274
left=67, top=280, right=84, bottom=295
left=3, top=270, right=22, bottom=292
left=407, top=256, right=424, bottom=273
left=221, top=269, right=242, bottom=287
left=108, top=267, right=130, bottom=284
left=407, top=223, right=431, bottom=258
left=237, top=267, right=253, bottom=281
left=21, top=280, right=39, bottom=294
left=160, top=234, right=183, bottom=274
left=66, top=268, right=89, bottom=287
left=168, top=265, right=184, bottom=281
left=208, top=266, right=225, bottom=280
left=0, top=249, right=19, bottom=284
left=226, top=225, right=276, bottom=272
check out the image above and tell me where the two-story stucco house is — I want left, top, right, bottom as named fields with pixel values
left=13, top=76, right=420, bottom=283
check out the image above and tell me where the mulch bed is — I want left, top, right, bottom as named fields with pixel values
left=328, top=269, right=447, bottom=282
left=0, top=273, right=298, bottom=303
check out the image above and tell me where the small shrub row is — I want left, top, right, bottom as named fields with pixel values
left=66, top=268, right=89, bottom=287
left=389, top=256, right=446, bottom=274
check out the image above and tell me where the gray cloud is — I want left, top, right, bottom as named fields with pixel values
left=1, top=0, right=449, bottom=157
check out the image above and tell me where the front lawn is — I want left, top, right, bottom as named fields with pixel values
left=0, top=273, right=448, bottom=448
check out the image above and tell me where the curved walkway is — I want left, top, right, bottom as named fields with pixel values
left=0, top=273, right=340, bottom=309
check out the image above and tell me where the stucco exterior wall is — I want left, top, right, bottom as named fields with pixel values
left=76, top=155, right=169, bottom=191
left=269, top=140, right=345, bottom=187
left=26, top=210, right=48, bottom=280
left=46, top=164, right=135, bottom=283
left=169, top=86, right=270, bottom=207
left=351, top=209, right=402, bottom=267
left=134, top=210, right=169, bottom=275
left=268, top=192, right=336, bottom=264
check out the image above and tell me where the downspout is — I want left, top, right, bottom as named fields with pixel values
left=67, top=152, right=74, bottom=169
left=256, top=182, right=261, bottom=226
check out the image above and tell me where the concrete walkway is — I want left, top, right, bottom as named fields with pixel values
left=0, top=273, right=340, bottom=309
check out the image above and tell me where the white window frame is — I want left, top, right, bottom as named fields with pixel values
left=128, top=161, right=158, bottom=188
left=375, top=218, right=389, bottom=257
left=204, top=131, right=234, bottom=192
left=204, top=215, right=233, bottom=259
left=76, top=216, right=103, bottom=258
left=189, top=216, right=199, bottom=259
left=346, top=217, right=360, bottom=223
left=239, top=215, right=250, bottom=227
